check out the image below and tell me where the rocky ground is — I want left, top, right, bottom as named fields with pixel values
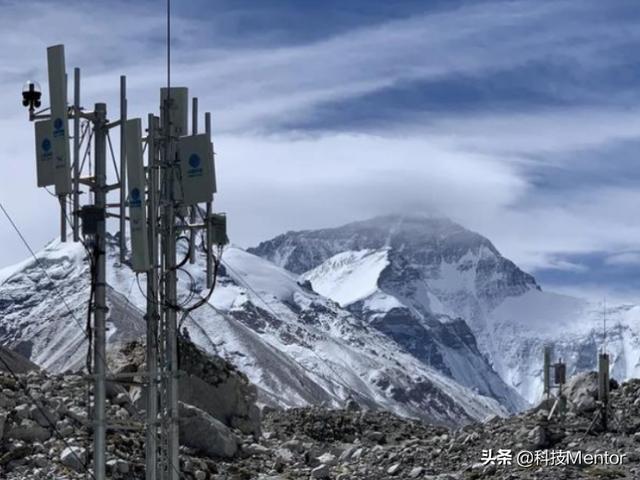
left=1, top=345, right=639, bottom=479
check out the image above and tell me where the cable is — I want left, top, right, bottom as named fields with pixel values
left=0, top=354, right=97, bottom=480
left=0, top=203, right=90, bottom=340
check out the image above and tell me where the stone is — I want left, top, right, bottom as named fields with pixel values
left=7, top=419, right=51, bottom=443
left=317, top=452, right=337, bottom=466
left=0, top=412, right=6, bottom=441
left=387, top=463, right=402, bottom=475
left=527, top=425, right=546, bottom=449
left=30, top=405, right=58, bottom=428
left=60, top=446, right=87, bottom=473
left=310, top=464, right=330, bottom=479
left=178, top=402, right=238, bottom=458
left=409, top=466, right=424, bottom=478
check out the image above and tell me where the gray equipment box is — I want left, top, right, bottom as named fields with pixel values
left=125, top=118, right=151, bottom=272
left=35, top=120, right=55, bottom=187
left=178, top=133, right=215, bottom=205
left=47, top=45, right=72, bottom=195
left=209, top=213, right=228, bottom=246
left=160, top=87, right=189, bottom=137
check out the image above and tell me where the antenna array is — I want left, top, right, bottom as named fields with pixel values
left=26, top=43, right=227, bottom=480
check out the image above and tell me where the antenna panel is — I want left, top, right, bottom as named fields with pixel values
left=47, top=44, right=72, bottom=195
left=160, top=87, right=189, bottom=136
left=35, top=120, right=55, bottom=187
left=178, top=133, right=215, bottom=205
left=125, top=118, right=151, bottom=272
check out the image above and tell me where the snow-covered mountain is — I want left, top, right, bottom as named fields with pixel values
left=250, top=214, right=640, bottom=404
left=0, top=235, right=510, bottom=426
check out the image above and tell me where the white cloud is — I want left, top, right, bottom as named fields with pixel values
left=605, top=252, right=640, bottom=267
left=1, top=0, right=640, bottom=303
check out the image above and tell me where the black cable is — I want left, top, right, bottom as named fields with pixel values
left=0, top=202, right=91, bottom=340
left=85, top=241, right=99, bottom=375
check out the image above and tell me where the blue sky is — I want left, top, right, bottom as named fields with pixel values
left=2, top=0, right=640, bottom=301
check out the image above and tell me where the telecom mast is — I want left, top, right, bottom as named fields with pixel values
left=26, top=43, right=226, bottom=480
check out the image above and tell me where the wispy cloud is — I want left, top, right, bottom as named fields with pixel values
left=1, top=0, right=640, bottom=301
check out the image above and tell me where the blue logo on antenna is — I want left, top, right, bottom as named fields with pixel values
left=187, top=153, right=203, bottom=178
left=189, top=154, right=201, bottom=168
left=42, top=138, right=51, bottom=152
left=53, top=117, right=64, bottom=138
left=129, top=187, right=142, bottom=207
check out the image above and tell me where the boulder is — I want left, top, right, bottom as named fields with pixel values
left=178, top=339, right=261, bottom=437
left=7, top=419, right=50, bottom=442
left=565, top=371, right=599, bottom=413
left=60, top=446, right=87, bottom=473
left=178, top=402, right=238, bottom=458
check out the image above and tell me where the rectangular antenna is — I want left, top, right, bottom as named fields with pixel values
left=125, top=118, right=151, bottom=272
left=178, top=133, right=215, bottom=205
left=47, top=44, right=72, bottom=195
left=160, top=87, right=189, bottom=136
left=34, top=120, right=55, bottom=187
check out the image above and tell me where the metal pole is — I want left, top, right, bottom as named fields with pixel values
left=543, top=345, right=550, bottom=400
left=162, top=97, right=180, bottom=480
left=73, top=67, right=80, bottom=242
left=93, top=102, right=108, bottom=480
left=119, top=76, right=127, bottom=263
left=598, top=353, right=609, bottom=430
left=205, top=112, right=213, bottom=288
left=188, top=97, right=198, bottom=264
left=59, top=195, right=67, bottom=242
left=146, top=113, right=159, bottom=480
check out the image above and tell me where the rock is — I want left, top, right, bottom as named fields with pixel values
left=0, top=412, right=6, bottom=441
left=178, top=402, right=238, bottom=458
left=409, top=466, right=424, bottom=478
left=60, top=446, right=87, bottom=473
left=310, top=464, right=330, bottom=479
left=565, top=371, right=599, bottom=413
left=15, top=403, right=30, bottom=419
left=7, top=419, right=51, bottom=442
left=527, top=425, right=546, bottom=449
left=345, top=396, right=361, bottom=412
left=30, top=405, right=58, bottom=428
left=387, top=463, right=402, bottom=475
left=32, top=453, right=48, bottom=468
left=365, top=430, right=385, bottom=443
left=317, top=452, right=337, bottom=466
left=195, top=471, right=207, bottom=480
left=243, top=442, right=270, bottom=456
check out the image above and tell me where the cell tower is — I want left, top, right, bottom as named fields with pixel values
left=25, top=41, right=226, bottom=480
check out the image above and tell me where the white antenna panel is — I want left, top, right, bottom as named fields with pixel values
left=125, top=118, right=151, bottom=272
left=47, top=44, right=72, bottom=195
left=160, top=87, right=189, bottom=136
left=178, top=133, right=215, bottom=205
left=35, top=120, right=55, bottom=187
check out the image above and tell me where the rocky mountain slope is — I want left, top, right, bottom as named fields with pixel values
left=250, top=214, right=640, bottom=405
left=0, top=235, right=509, bottom=426
left=1, top=366, right=637, bottom=479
